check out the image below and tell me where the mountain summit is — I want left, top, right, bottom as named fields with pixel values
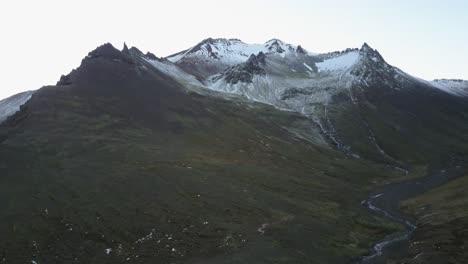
left=166, top=38, right=310, bottom=79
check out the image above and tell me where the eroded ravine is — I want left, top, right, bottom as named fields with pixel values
left=359, top=165, right=464, bottom=264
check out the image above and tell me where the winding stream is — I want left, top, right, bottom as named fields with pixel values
left=359, top=165, right=464, bottom=264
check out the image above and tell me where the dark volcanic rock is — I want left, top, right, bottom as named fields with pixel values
left=122, top=42, right=130, bottom=54
left=144, top=51, right=159, bottom=61
left=88, top=43, right=122, bottom=59
left=247, top=51, right=266, bottom=65
left=296, top=45, right=306, bottom=54
left=56, top=74, right=73, bottom=86
left=359, top=42, right=385, bottom=63
left=223, top=52, right=267, bottom=84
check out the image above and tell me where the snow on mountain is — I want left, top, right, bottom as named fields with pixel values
left=263, top=39, right=303, bottom=56
left=209, top=71, right=354, bottom=115
left=0, top=90, right=34, bottom=123
left=143, top=57, right=205, bottom=89
left=167, top=38, right=309, bottom=64
left=206, top=44, right=389, bottom=110
left=206, top=47, right=361, bottom=116
left=147, top=38, right=468, bottom=114
left=430, top=79, right=468, bottom=97
left=168, top=38, right=263, bottom=64
left=316, top=51, right=360, bottom=72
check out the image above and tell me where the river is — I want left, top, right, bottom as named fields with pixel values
left=359, top=165, right=465, bottom=264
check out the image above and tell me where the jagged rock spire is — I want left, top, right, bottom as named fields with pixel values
left=361, top=42, right=372, bottom=51
left=122, top=42, right=129, bottom=54
left=296, top=45, right=306, bottom=54
left=247, top=52, right=266, bottom=65
left=359, top=42, right=385, bottom=63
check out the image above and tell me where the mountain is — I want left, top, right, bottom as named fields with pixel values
left=0, top=39, right=467, bottom=264
left=0, top=43, right=397, bottom=264
left=167, top=39, right=468, bottom=164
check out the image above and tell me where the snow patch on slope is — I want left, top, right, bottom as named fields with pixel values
left=316, top=51, right=360, bottom=72
left=144, top=58, right=204, bottom=87
left=303, top=62, right=313, bottom=72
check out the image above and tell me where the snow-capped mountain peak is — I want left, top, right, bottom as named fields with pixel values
left=166, top=38, right=313, bottom=79
left=264, top=38, right=295, bottom=54
left=204, top=41, right=411, bottom=118
left=167, top=38, right=309, bottom=64
left=360, top=42, right=373, bottom=52
left=168, top=38, right=260, bottom=64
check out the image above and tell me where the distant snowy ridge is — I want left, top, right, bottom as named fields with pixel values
left=397, top=69, right=468, bottom=97
left=430, top=79, right=468, bottom=97
left=0, top=90, right=34, bottom=123
left=167, top=38, right=314, bottom=65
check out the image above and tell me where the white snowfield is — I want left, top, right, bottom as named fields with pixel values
left=316, top=51, right=360, bottom=72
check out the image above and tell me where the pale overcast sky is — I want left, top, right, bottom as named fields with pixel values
left=0, top=0, right=467, bottom=99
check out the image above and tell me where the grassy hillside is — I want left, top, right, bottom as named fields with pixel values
left=2, top=43, right=467, bottom=264
left=326, top=79, right=468, bottom=167
left=393, top=173, right=468, bottom=263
